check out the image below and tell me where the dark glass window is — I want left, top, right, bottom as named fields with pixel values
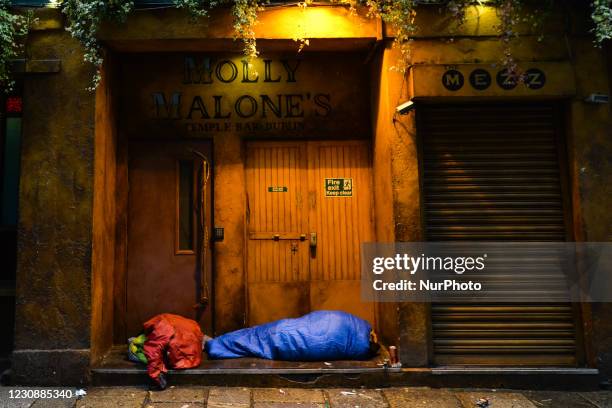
left=178, top=160, right=194, bottom=252
left=2, top=113, right=22, bottom=226
left=0, top=81, right=21, bottom=357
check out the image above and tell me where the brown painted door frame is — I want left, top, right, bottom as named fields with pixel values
left=125, top=140, right=214, bottom=337
left=244, top=140, right=375, bottom=327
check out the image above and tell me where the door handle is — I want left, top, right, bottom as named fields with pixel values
left=309, top=232, right=317, bottom=249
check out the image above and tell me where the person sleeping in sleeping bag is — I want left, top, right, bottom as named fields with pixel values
left=205, top=310, right=380, bottom=361
left=142, top=313, right=204, bottom=389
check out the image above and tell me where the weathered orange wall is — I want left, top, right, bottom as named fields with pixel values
left=13, top=28, right=97, bottom=385
left=91, top=53, right=118, bottom=363
left=566, top=36, right=612, bottom=375
left=212, top=134, right=248, bottom=334
left=99, top=6, right=378, bottom=45
left=370, top=43, right=428, bottom=365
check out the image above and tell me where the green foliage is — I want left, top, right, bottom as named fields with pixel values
left=494, top=0, right=522, bottom=76
left=592, top=0, right=612, bottom=44
left=0, top=0, right=33, bottom=92
left=1, top=0, right=610, bottom=91
left=366, top=0, right=417, bottom=71
left=61, top=0, right=134, bottom=90
left=174, top=0, right=215, bottom=19
left=232, top=0, right=259, bottom=61
left=172, top=0, right=221, bottom=23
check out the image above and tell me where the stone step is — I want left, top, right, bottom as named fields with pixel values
left=91, top=348, right=600, bottom=389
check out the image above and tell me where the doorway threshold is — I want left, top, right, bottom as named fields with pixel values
left=91, top=346, right=403, bottom=387
left=91, top=348, right=600, bottom=389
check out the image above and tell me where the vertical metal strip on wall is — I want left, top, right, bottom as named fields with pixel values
left=419, top=103, right=578, bottom=366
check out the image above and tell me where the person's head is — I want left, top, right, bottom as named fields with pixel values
left=202, top=335, right=213, bottom=350
left=369, top=330, right=380, bottom=355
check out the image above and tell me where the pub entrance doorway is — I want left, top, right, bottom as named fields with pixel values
left=125, top=140, right=213, bottom=337
left=245, top=140, right=375, bottom=327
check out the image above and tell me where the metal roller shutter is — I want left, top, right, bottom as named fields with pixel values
left=419, top=103, right=580, bottom=366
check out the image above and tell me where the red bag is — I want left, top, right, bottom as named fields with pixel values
left=143, top=314, right=203, bottom=386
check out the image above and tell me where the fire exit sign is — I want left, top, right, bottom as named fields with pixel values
left=325, top=178, right=353, bottom=197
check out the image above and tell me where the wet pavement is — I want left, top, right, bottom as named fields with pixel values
left=1, top=386, right=611, bottom=408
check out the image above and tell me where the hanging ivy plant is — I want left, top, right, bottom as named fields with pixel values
left=2, top=0, right=611, bottom=91
left=174, top=0, right=216, bottom=19
left=232, top=0, right=260, bottom=60
left=61, top=0, right=134, bottom=90
left=592, top=0, right=612, bottom=44
left=495, top=0, right=521, bottom=77
left=366, top=0, right=417, bottom=71
left=0, top=0, right=34, bottom=92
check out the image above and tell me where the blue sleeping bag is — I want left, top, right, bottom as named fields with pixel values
left=206, top=310, right=372, bottom=361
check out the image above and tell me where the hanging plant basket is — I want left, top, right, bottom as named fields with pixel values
left=1, top=0, right=610, bottom=92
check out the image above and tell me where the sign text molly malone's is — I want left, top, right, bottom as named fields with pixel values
left=152, top=57, right=333, bottom=120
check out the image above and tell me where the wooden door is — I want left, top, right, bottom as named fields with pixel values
left=307, top=142, right=375, bottom=323
left=126, top=141, right=213, bottom=336
left=245, top=142, right=310, bottom=325
left=246, top=141, right=375, bottom=326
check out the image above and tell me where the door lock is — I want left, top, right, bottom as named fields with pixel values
left=309, top=232, right=317, bottom=248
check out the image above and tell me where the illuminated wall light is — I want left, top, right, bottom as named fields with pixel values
left=266, top=6, right=357, bottom=39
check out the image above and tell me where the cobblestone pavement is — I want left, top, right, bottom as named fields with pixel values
left=1, top=386, right=611, bottom=408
